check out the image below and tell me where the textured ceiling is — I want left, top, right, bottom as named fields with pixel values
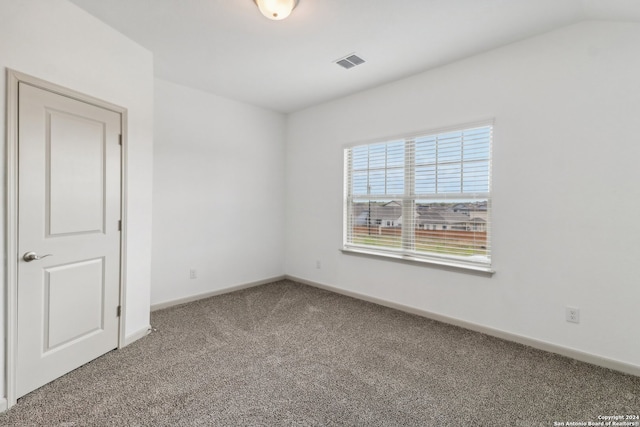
left=69, top=0, right=640, bottom=113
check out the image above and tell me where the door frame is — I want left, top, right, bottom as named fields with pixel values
left=5, top=69, right=129, bottom=408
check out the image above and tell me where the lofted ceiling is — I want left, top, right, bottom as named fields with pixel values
left=69, top=0, right=640, bottom=113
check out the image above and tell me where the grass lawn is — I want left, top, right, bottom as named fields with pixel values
left=352, top=233, right=486, bottom=257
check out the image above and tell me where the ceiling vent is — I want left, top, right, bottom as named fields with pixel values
left=335, top=54, right=366, bottom=70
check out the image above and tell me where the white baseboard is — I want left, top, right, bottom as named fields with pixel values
left=122, top=325, right=152, bottom=347
left=150, top=275, right=287, bottom=312
left=0, top=398, right=7, bottom=413
left=286, top=275, right=640, bottom=378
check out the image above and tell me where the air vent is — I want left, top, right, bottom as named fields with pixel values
left=335, top=53, right=366, bottom=70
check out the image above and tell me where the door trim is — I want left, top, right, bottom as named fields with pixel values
left=5, top=69, right=129, bottom=408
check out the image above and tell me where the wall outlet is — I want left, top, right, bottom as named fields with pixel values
left=566, top=307, right=580, bottom=323
left=316, top=260, right=321, bottom=269
left=189, top=268, right=197, bottom=279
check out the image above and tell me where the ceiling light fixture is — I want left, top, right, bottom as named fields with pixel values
left=254, top=0, right=298, bottom=21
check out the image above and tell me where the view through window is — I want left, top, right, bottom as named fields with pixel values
left=344, top=123, right=492, bottom=270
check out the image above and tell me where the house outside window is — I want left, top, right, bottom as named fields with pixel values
left=343, top=122, right=493, bottom=272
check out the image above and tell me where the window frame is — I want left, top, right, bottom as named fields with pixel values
left=342, top=120, right=495, bottom=274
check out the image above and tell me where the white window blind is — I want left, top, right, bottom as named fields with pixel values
left=344, top=123, right=492, bottom=271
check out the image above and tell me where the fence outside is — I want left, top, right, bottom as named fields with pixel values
left=352, top=226, right=487, bottom=254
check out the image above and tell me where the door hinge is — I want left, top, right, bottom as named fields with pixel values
left=118, top=134, right=123, bottom=145
left=118, top=220, right=122, bottom=231
left=117, top=306, right=121, bottom=317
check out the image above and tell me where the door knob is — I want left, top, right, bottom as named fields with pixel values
left=23, top=252, right=53, bottom=262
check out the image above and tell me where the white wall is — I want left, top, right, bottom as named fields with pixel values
left=0, top=0, right=154, bottom=398
left=151, top=79, right=285, bottom=306
left=285, top=21, right=640, bottom=370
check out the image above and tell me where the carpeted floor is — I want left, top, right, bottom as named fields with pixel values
left=1, top=279, right=638, bottom=426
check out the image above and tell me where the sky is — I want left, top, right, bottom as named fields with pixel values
left=350, top=125, right=491, bottom=197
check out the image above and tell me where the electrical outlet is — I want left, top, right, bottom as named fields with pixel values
left=189, top=269, right=197, bottom=279
left=566, top=307, right=580, bottom=323
left=316, top=260, right=321, bottom=269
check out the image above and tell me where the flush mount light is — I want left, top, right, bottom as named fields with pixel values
left=254, top=0, right=298, bottom=20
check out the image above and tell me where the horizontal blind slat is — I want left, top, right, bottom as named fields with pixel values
left=345, top=124, right=492, bottom=267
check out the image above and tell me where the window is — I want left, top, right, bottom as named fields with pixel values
left=343, top=123, right=492, bottom=272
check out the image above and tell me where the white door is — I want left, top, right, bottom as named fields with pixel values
left=16, top=83, right=122, bottom=398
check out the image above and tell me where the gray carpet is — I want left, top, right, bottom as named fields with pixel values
left=1, top=279, right=638, bottom=426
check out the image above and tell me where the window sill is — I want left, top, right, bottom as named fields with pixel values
left=340, top=247, right=495, bottom=276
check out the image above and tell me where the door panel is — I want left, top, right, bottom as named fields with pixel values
left=17, top=83, right=122, bottom=398
left=48, top=110, right=106, bottom=236
left=45, top=258, right=105, bottom=351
